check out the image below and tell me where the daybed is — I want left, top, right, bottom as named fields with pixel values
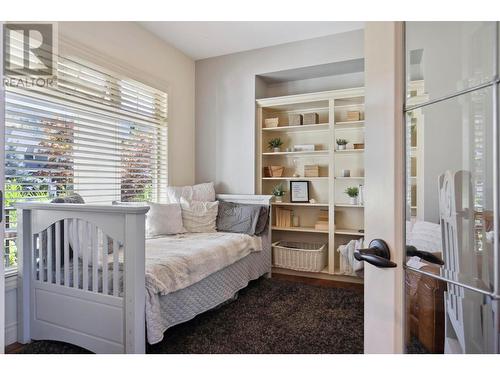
left=15, top=194, right=272, bottom=353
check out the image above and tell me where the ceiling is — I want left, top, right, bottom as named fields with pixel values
left=139, top=21, right=364, bottom=61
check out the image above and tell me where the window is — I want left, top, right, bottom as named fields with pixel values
left=3, top=56, right=168, bottom=269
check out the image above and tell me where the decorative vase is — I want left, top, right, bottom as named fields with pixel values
left=338, top=144, right=346, bottom=150
left=349, top=197, right=358, bottom=205
left=273, top=147, right=281, bottom=153
left=275, top=195, right=283, bottom=202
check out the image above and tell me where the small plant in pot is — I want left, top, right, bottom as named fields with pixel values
left=268, top=138, right=284, bottom=153
left=272, top=183, right=286, bottom=202
left=345, top=186, right=359, bottom=205
left=336, top=138, right=348, bottom=150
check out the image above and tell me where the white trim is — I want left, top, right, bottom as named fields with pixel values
left=256, top=87, right=364, bottom=107
left=0, top=20, right=5, bottom=353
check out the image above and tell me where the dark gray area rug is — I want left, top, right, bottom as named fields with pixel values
left=16, top=278, right=364, bottom=354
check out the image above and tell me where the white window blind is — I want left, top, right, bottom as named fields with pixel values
left=4, top=56, right=168, bottom=269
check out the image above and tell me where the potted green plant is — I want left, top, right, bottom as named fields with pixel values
left=268, top=138, right=284, bottom=153
left=345, top=186, right=359, bottom=205
left=272, top=183, right=286, bottom=202
left=336, top=138, right=348, bottom=150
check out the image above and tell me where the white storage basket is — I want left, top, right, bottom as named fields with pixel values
left=272, top=241, right=327, bottom=272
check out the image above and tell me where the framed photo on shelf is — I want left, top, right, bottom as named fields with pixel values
left=290, top=180, right=310, bottom=203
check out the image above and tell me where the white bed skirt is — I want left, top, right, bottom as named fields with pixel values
left=147, top=231, right=271, bottom=344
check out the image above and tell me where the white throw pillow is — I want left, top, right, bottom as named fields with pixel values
left=166, top=182, right=215, bottom=203
left=180, top=198, right=219, bottom=233
left=146, top=202, right=186, bottom=238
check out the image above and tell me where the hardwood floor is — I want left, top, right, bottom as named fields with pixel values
left=271, top=273, right=364, bottom=292
left=5, top=342, right=25, bottom=354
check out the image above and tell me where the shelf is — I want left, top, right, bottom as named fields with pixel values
left=334, top=103, right=365, bottom=109
left=335, top=203, right=364, bottom=208
left=263, top=150, right=329, bottom=156
left=262, top=123, right=330, bottom=132
left=334, top=149, right=364, bottom=154
left=271, top=202, right=329, bottom=207
left=334, top=176, right=364, bottom=180
left=335, top=125, right=365, bottom=131
left=335, top=120, right=364, bottom=126
left=334, top=228, right=365, bottom=236
left=272, top=226, right=329, bottom=234
left=263, top=177, right=329, bottom=181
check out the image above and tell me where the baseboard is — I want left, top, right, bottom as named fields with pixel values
left=5, top=322, right=17, bottom=346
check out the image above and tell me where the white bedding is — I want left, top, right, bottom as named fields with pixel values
left=145, top=232, right=262, bottom=296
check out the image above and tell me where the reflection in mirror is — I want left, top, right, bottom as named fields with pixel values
left=405, top=22, right=496, bottom=103
left=405, top=88, right=496, bottom=354
left=404, top=21, right=498, bottom=354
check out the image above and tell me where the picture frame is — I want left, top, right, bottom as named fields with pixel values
left=290, top=180, right=310, bottom=203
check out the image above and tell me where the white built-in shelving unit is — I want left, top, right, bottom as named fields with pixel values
left=256, top=88, right=365, bottom=282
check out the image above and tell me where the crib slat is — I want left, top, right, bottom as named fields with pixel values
left=55, top=221, right=61, bottom=285
left=92, top=224, right=98, bottom=293
left=82, top=222, right=89, bottom=291
left=73, top=219, right=79, bottom=289
left=48, top=227, right=54, bottom=282
left=113, top=240, right=119, bottom=296
left=64, top=219, right=70, bottom=287
left=102, top=231, right=108, bottom=295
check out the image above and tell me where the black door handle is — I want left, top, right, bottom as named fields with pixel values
left=354, top=239, right=397, bottom=268
left=406, top=245, right=444, bottom=265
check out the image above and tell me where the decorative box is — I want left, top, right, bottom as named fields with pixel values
left=303, top=112, right=319, bottom=125
left=347, top=111, right=361, bottom=121
left=264, top=117, right=279, bottom=128
left=304, top=164, right=319, bottom=177
left=263, top=166, right=284, bottom=177
left=353, top=143, right=365, bottom=150
left=293, top=144, right=315, bottom=152
left=288, top=114, right=303, bottom=126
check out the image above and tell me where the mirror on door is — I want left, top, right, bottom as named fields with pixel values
left=404, top=21, right=498, bottom=354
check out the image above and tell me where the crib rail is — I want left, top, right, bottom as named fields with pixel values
left=15, top=202, right=149, bottom=353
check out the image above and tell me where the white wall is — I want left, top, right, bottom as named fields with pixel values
left=59, top=22, right=196, bottom=186
left=263, top=72, right=365, bottom=98
left=195, top=30, right=364, bottom=194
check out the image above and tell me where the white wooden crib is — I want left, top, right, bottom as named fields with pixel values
left=15, top=194, right=271, bottom=354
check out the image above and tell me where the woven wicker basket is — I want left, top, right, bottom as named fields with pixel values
left=272, top=241, right=327, bottom=272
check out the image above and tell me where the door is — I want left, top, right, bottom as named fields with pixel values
left=403, top=21, right=499, bottom=354
left=362, top=22, right=406, bottom=353
left=362, top=21, right=499, bottom=354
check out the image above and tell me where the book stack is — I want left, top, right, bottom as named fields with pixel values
left=347, top=111, right=361, bottom=121
left=304, top=164, right=319, bottom=177
left=275, top=207, right=292, bottom=227
left=314, top=209, right=329, bottom=231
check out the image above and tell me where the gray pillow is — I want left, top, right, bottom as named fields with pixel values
left=51, top=193, right=85, bottom=204
left=255, top=206, right=270, bottom=235
left=216, top=201, right=265, bottom=235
